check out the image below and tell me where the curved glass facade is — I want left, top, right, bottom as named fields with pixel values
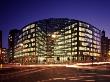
left=14, top=24, right=47, bottom=64
left=14, top=18, right=101, bottom=64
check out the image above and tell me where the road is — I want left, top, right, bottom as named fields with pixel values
left=0, top=64, right=110, bottom=82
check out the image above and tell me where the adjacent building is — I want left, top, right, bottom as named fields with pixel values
left=13, top=18, right=101, bottom=64
left=2, top=48, right=8, bottom=63
left=8, top=29, right=20, bottom=62
left=0, top=30, right=2, bottom=63
left=101, top=30, right=110, bottom=61
left=108, top=39, right=110, bottom=61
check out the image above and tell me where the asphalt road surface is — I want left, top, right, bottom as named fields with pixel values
left=0, top=65, right=110, bottom=82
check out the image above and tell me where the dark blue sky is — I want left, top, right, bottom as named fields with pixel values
left=0, top=0, right=110, bottom=48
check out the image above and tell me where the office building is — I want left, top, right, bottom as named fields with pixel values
left=13, top=18, right=101, bottom=64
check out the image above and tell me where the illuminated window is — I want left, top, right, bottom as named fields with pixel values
left=93, top=44, right=97, bottom=48
left=67, top=52, right=71, bottom=55
left=61, top=29, right=64, bottom=32
left=31, top=38, right=35, bottom=42
left=74, top=37, right=77, bottom=40
left=79, top=32, right=85, bottom=36
left=79, top=22, right=89, bottom=28
left=26, top=31, right=28, bottom=34
left=79, top=37, right=85, bottom=41
left=75, top=52, right=77, bottom=54
left=23, top=32, right=25, bottom=36
left=23, top=28, right=26, bottom=32
left=74, top=28, right=77, bottom=31
left=72, top=24, right=75, bottom=27
left=79, top=22, right=82, bottom=26
left=85, top=29, right=92, bottom=34
left=28, top=35, right=31, bottom=38
left=31, top=29, right=35, bottom=33
left=31, top=24, right=35, bottom=28
left=68, top=26, right=71, bottom=29
left=74, top=32, right=77, bottom=35
left=74, top=42, right=77, bottom=45
left=26, top=26, right=30, bottom=30
left=29, top=44, right=31, bottom=47
left=19, top=35, right=22, bottom=38
left=79, top=47, right=85, bottom=50
left=33, top=33, right=35, bottom=37
left=65, top=31, right=68, bottom=34
left=79, top=27, right=85, bottom=32
left=74, top=23, right=77, bottom=27
left=93, top=40, right=97, bottom=44
left=85, top=33, right=92, bottom=38
left=68, top=30, right=71, bottom=33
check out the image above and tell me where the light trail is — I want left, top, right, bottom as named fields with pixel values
left=2, top=62, right=110, bottom=70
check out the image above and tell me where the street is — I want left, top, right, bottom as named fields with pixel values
left=0, top=64, right=110, bottom=82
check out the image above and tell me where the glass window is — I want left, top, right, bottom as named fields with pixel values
left=74, top=42, right=77, bottom=45
left=75, top=52, right=77, bottom=54
left=26, top=26, right=30, bottom=30
left=86, top=29, right=92, bottom=34
left=85, top=33, right=92, bottom=38
left=74, top=32, right=77, bottom=35
left=72, top=24, right=75, bottom=27
left=65, top=31, right=68, bottom=34
left=31, top=29, right=35, bottom=33
left=28, top=35, right=31, bottom=38
left=69, top=30, right=71, bottom=33
left=79, top=22, right=89, bottom=28
left=79, top=37, right=85, bottom=41
left=65, top=26, right=68, bottom=30
left=23, top=28, right=26, bottom=32
left=31, top=24, right=35, bottom=28
left=74, top=28, right=77, bottom=31
left=32, top=43, right=35, bottom=46
left=79, top=47, right=85, bottom=50
left=31, top=38, right=35, bottom=42
left=33, top=33, right=35, bottom=37
left=79, top=27, right=85, bottom=32
left=68, top=26, right=71, bottom=29
left=26, top=31, right=28, bottom=34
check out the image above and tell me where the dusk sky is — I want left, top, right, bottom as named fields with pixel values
left=0, top=0, right=110, bottom=48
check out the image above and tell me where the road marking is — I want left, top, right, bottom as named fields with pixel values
left=53, top=77, right=66, bottom=80
left=0, top=67, right=53, bottom=80
left=0, top=67, right=39, bottom=75
left=84, top=80, right=95, bottom=82
left=69, top=78, right=79, bottom=80
left=98, top=74, right=110, bottom=77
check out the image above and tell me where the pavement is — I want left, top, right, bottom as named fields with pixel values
left=0, top=63, right=110, bottom=82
